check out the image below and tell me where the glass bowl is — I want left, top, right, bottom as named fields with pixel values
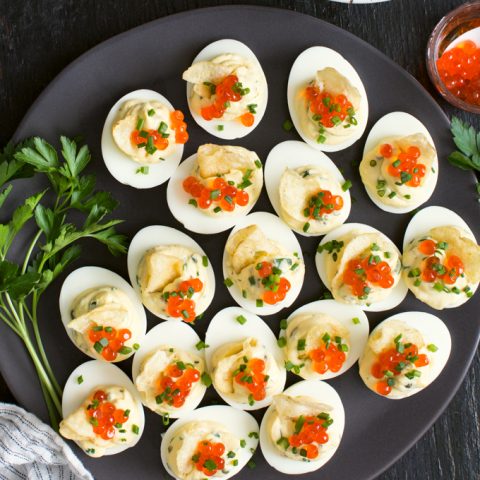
left=427, top=1, right=480, bottom=114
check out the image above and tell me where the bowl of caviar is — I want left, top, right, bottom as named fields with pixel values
left=427, top=1, right=480, bottom=113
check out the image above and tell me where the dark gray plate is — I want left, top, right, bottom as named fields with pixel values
left=3, top=5, right=479, bottom=480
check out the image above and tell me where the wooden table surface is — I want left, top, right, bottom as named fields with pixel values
left=0, top=1, right=478, bottom=479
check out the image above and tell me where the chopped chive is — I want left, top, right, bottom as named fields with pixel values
left=277, top=337, right=287, bottom=348
left=352, top=317, right=360, bottom=325
left=283, top=119, right=293, bottom=131
left=256, top=299, right=263, bottom=307
left=280, top=319, right=288, bottom=330
left=147, top=108, right=155, bottom=116
left=254, top=159, right=262, bottom=169
left=202, top=255, right=208, bottom=267
left=342, top=180, right=352, bottom=191
left=188, top=198, right=198, bottom=208
left=77, top=375, right=83, bottom=384
left=236, top=315, right=247, bottom=325
left=224, top=278, right=233, bottom=287
left=201, top=372, right=212, bottom=387
left=136, top=118, right=144, bottom=130
left=132, top=424, right=139, bottom=435
left=195, top=340, right=209, bottom=350
left=427, top=344, right=438, bottom=352
left=217, top=125, right=224, bottom=131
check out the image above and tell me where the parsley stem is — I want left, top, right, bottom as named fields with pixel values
left=21, top=230, right=42, bottom=274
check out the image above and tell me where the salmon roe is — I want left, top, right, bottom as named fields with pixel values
left=192, top=440, right=226, bottom=477
left=381, top=143, right=426, bottom=188
left=417, top=240, right=464, bottom=285
left=304, top=86, right=357, bottom=142
left=437, top=40, right=480, bottom=106
left=130, top=110, right=188, bottom=155
left=85, top=390, right=129, bottom=440
left=255, top=260, right=291, bottom=305
left=371, top=334, right=429, bottom=396
left=183, top=175, right=250, bottom=212
left=234, top=357, right=269, bottom=403
left=305, top=189, right=343, bottom=220
left=165, top=278, right=204, bottom=322
left=309, top=334, right=348, bottom=374
left=155, top=362, right=200, bottom=408
left=200, top=74, right=254, bottom=126
left=343, top=254, right=394, bottom=299
left=278, top=413, right=332, bottom=459
left=88, top=324, right=132, bottom=361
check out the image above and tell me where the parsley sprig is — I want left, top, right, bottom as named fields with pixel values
left=448, top=117, right=480, bottom=173
left=0, top=136, right=127, bottom=430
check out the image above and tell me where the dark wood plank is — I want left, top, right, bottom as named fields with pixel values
left=0, top=1, right=478, bottom=479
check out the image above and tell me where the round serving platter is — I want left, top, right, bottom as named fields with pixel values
left=2, top=6, right=479, bottom=480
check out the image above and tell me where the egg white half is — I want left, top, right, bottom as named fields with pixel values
left=362, top=111, right=438, bottom=214
left=204, top=306, right=287, bottom=410
left=166, top=152, right=262, bottom=234
left=131, top=321, right=207, bottom=418
left=260, top=379, right=345, bottom=474
left=59, top=266, right=147, bottom=361
left=185, top=39, right=268, bottom=139
left=264, top=140, right=351, bottom=236
left=101, top=89, right=184, bottom=189
left=62, top=360, right=145, bottom=455
left=360, top=311, right=451, bottom=400
left=223, top=211, right=305, bottom=315
left=403, top=205, right=478, bottom=308
left=287, top=46, right=368, bottom=152
left=279, top=299, right=369, bottom=380
left=316, top=223, right=408, bottom=312
left=160, top=405, right=259, bottom=480
left=127, top=225, right=216, bottom=320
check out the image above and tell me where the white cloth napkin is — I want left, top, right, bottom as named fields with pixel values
left=0, top=403, right=92, bottom=480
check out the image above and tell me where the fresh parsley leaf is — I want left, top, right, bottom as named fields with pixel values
left=448, top=117, right=480, bottom=172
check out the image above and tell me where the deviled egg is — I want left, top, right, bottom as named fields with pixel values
left=132, top=321, right=207, bottom=419
left=59, top=267, right=147, bottom=362
left=359, top=311, right=451, bottom=399
left=60, top=360, right=144, bottom=457
left=182, top=39, right=268, bottom=139
left=204, top=307, right=286, bottom=410
left=402, top=206, right=480, bottom=309
left=160, top=405, right=258, bottom=480
left=223, top=212, right=305, bottom=315
left=316, top=223, right=407, bottom=311
left=288, top=46, right=368, bottom=152
left=279, top=300, right=369, bottom=380
left=265, top=140, right=351, bottom=235
left=101, top=89, right=188, bottom=189
left=167, top=144, right=263, bottom=234
left=359, top=112, right=438, bottom=213
left=260, top=380, right=345, bottom=474
left=127, top=225, right=215, bottom=321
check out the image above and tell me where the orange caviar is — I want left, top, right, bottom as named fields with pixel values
left=437, top=40, right=480, bottom=106
left=343, top=255, right=394, bottom=299
left=234, top=357, right=269, bottom=403
left=85, top=390, right=129, bottom=440
left=255, top=260, right=291, bottom=305
left=304, top=86, right=357, bottom=141
left=183, top=176, right=250, bottom=211
left=155, top=362, right=200, bottom=408
left=305, top=189, right=343, bottom=219
left=381, top=143, right=426, bottom=188
left=130, top=109, right=188, bottom=155
left=309, top=334, right=348, bottom=374
left=88, top=325, right=132, bottom=361
left=200, top=74, right=254, bottom=126
left=165, top=278, right=204, bottom=322
left=278, top=413, right=332, bottom=460
left=417, top=240, right=464, bottom=285
left=371, top=335, right=429, bottom=396
left=192, top=440, right=226, bottom=477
